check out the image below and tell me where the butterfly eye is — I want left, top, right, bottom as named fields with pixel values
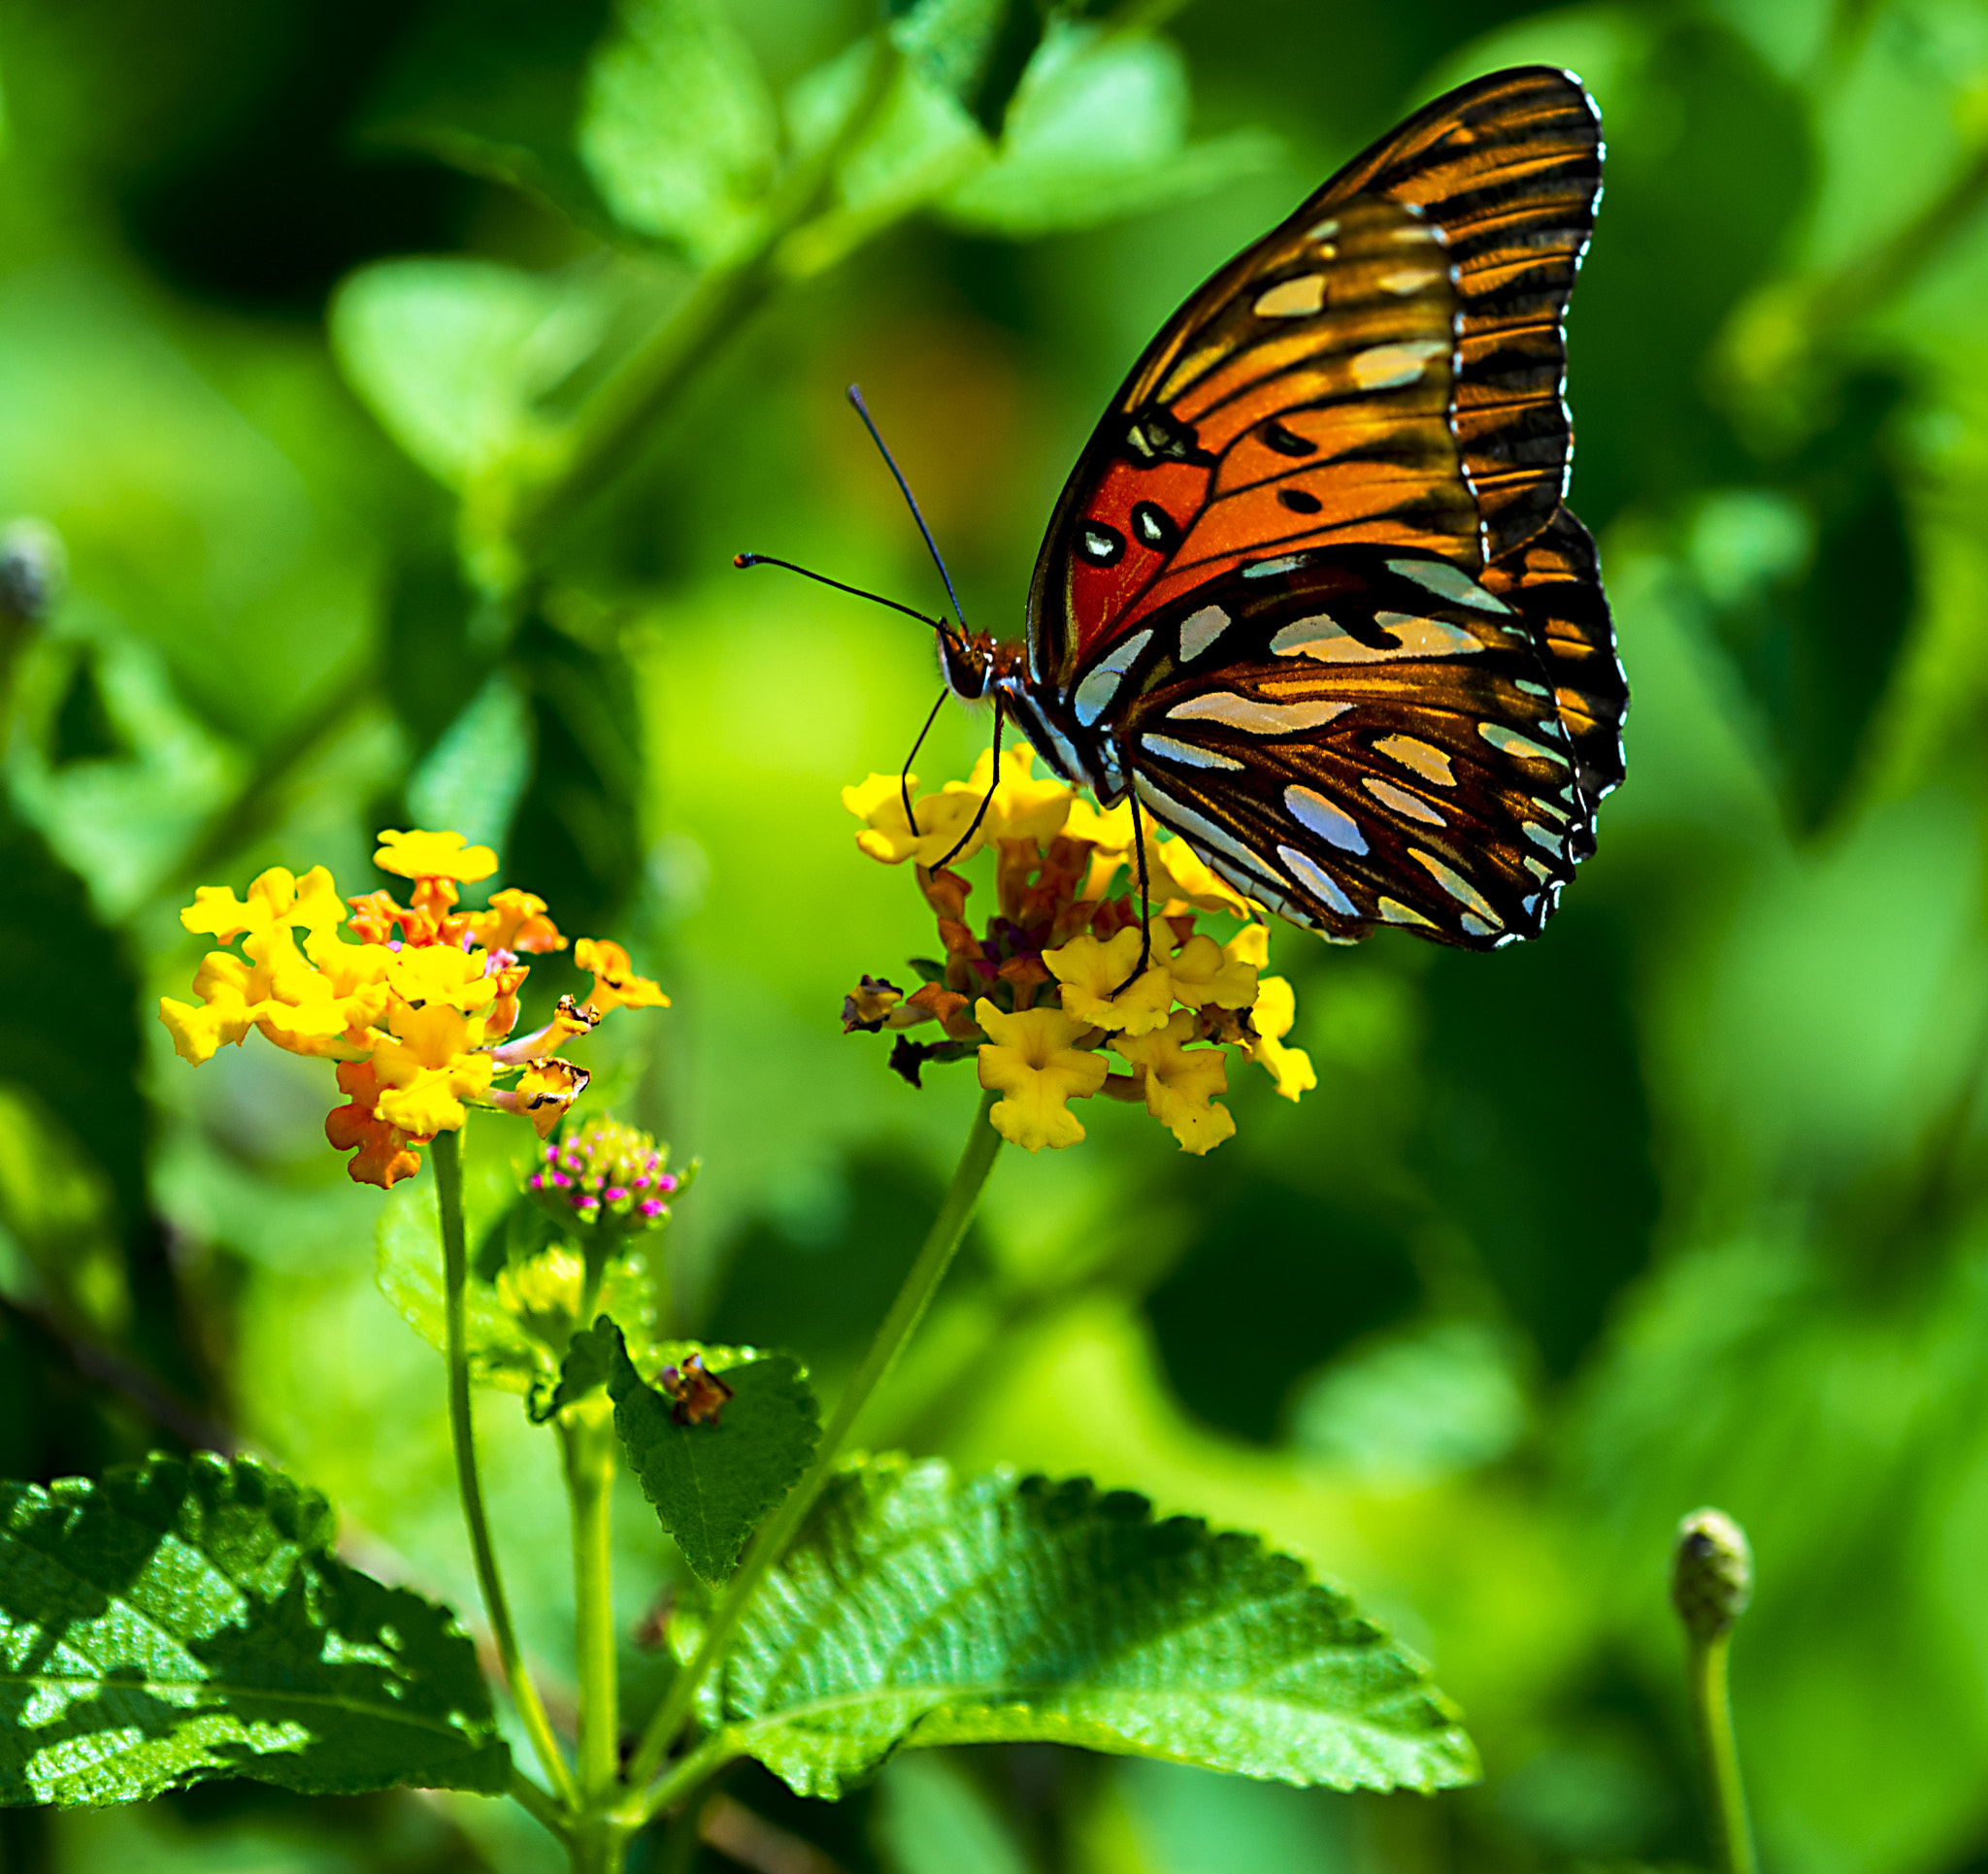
left=1131, top=503, right=1180, bottom=551
left=1077, top=523, right=1125, bottom=566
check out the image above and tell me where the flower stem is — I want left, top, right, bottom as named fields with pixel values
left=621, top=1090, right=1004, bottom=1811
left=1687, top=1631, right=1757, bottom=1874
left=432, top=1127, right=580, bottom=1811
left=560, top=1402, right=622, bottom=1799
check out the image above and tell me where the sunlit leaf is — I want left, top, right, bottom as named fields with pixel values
left=941, top=25, right=1276, bottom=236
left=594, top=1319, right=818, bottom=1585
left=0, top=1452, right=507, bottom=1803
left=579, top=0, right=780, bottom=264
left=330, top=258, right=611, bottom=490
left=703, top=1458, right=1476, bottom=1797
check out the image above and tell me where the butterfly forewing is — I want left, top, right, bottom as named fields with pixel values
left=1315, top=67, right=1604, bottom=562
left=1104, top=551, right=1585, bottom=948
left=1028, top=197, right=1479, bottom=691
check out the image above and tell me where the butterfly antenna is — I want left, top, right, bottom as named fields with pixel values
left=1115, top=782, right=1154, bottom=992
left=900, top=687, right=948, bottom=837
left=845, top=384, right=968, bottom=633
left=932, top=702, right=1004, bottom=871
left=732, top=553, right=964, bottom=651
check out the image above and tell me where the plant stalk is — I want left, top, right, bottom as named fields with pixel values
left=433, top=1127, right=580, bottom=1810
left=1687, top=1631, right=1757, bottom=1874
left=621, top=1090, right=1005, bottom=1811
left=561, top=1402, right=622, bottom=1800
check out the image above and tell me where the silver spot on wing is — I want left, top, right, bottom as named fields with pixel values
left=1278, top=845, right=1357, bottom=917
left=1143, top=734, right=1244, bottom=772
left=1168, top=693, right=1350, bottom=735
left=1073, top=629, right=1153, bottom=729
left=1362, top=775, right=1446, bottom=826
left=1176, top=604, right=1232, bottom=663
left=1284, top=784, right=1368, bottom=855
left=1385, top=558, right=1513, bottom=614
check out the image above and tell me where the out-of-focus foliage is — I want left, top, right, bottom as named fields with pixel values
left=1, top=0, right=1987, bottom=1866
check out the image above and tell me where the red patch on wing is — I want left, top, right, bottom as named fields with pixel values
left=1069, top=458, right=1209, bottom=661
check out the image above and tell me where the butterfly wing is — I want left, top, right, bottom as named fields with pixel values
left=1102, top=549, right=1592, bottom=948
left=1013, top=66, right=1615, bottom=950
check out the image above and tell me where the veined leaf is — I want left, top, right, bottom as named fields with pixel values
left=597, top=1322, right=818, bottom=1586
left=703, top=1459, right=1476, bottom=1797
left=0, top=1453, right=507, bottom=1805
left=579, top=0, right=780, bottom=264
left=941, top=24, right=1276, bottom=236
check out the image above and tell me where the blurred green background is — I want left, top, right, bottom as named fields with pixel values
left=3, top=0, right=1988, bottom=1867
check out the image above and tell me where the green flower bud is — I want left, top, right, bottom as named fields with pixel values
left=1672, top=1506, right=1753, bottom=1642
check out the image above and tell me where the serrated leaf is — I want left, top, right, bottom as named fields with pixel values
left=599, top=1322, right=818, bottom=1586
left=579, top=0, right=780, bottom=264
left=706, top=1460, right=1476, bottom=1798
left=940, top=24, right=1276, bottom=236
left=0, top=1453, right=507, bottom=1804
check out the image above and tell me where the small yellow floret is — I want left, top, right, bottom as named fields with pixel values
left=1044, top=927, right=1174, bottom=1036
left=1247, top=976, right=1316, bottom=1101
left=374, top=828, right=499, bottom=883
left=575, top=938, right=670, bottom=1015
left=1112, top=1010, right=1236, bottom=1154
left=844, top=772, right=988, bottom=868
left=975, top=1000, right=1108, bottom=1151
left=949, top=746, right=1071, bottom=845
left=1167, top=934, right=1257, bottom=1011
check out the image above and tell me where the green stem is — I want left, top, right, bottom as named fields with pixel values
left=560, top=1402, right=622, bottom=1799
left=1687, top=1632, right=1757, bottom=1874
left=509, top=1766, right=574, bottom=1845
left=509, top=37, right=900, bottom=555
left=433, top=1128, right=580, bottom=1811
left=621, top=1091, right=1004, bottom=1812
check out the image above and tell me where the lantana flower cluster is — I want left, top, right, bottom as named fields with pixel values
left=527, top=1113, right=693, bottom=1239
left=841, top=749, right=1314, bottom=1155
left=160, top=828, right=667, bottom=1188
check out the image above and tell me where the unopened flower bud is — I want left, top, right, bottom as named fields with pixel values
left=526, top=1112, right=691, bottom=1240
left=1672, top=1507, right=1753, bottom=1641
left=0, top=519, right=65, bottom=626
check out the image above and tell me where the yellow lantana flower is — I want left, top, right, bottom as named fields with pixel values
left=843, top=752, right=1314, bottom=1154
left=975, top=1001, right=1109, bottom=1150
left=161, top=828, right=666, bottom=1188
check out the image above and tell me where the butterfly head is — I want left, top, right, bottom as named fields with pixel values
left=938, top=626, right=1013, bottom=703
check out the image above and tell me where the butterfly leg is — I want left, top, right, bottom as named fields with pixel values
left=932, top=700, right=1005, bottom=870
left=900, top=688, right=948, bottom=836
left=1113, top=778, right=1153, bottom=993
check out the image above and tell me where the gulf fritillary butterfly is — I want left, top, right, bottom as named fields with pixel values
left=768, top=65, right=1624, bottom=950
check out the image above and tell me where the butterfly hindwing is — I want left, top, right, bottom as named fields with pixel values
left=1481, top=507, right=1625, bottom=852
left=1096, top=549, right=1589, bottom=949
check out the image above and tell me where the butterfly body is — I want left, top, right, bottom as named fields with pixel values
left=944, top=65, right=1625, bottom=951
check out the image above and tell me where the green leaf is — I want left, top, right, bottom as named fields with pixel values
left=329, top=257, right=614, bottom=491
left=578, top=0, right=780, bottom=264
left=706, top=1460, right=1476, bottom=1797
left=940, top=24, right=1276, bottom=237
left=0, top=1452, right=508, bottom=1804
left=599, top=1322, right=819, bottom=1586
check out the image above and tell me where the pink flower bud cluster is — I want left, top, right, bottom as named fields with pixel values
left=526, top=1114, right=680, bottom=1234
